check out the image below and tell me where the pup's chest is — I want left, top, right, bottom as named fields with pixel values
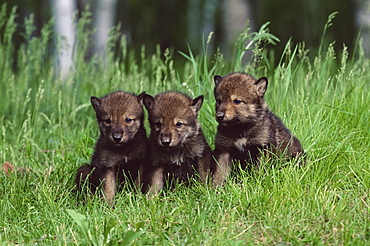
left=100, top=151, right=130, bottom=167
left=217, top=133, right=268, bottom=152
left=154, top=152, right=197, bottom=167
left=234, top=137, right=256, bottom=151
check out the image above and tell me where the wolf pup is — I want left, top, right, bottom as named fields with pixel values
left=75, top=91, right=147, bottom=203
left=142, top=92, right=211, bottom=195
left=212, top=73, right=304, bottom=186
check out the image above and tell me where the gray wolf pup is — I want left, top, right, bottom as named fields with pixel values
left=143, top=91, right=211, bottom=195
left=75, top=91, right=147, bottom=203
left=212, top=73, right=304, bottom=185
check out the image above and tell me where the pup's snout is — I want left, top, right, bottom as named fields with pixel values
left=161, top=137, right=171, bottom=146
left=112, top=133, right=123, bottom=143
left=216, top=112, right=225, bottom=121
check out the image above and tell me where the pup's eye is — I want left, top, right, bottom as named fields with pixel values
left=125, top=118, right=133, bottom=123
left=104, top=118, right=111, bottom=124
left=175, top=122, right=183, bottom=127
left=216, top=98, right=221, bottom=104
left=155, top=122, right=162, bottom=128
left=233, top=99, right=242, bottom=104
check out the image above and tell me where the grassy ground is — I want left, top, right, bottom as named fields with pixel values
left=1, top=7, right=369, bottom=245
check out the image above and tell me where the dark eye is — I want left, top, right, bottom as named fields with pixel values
left=233, top=99, right=242, bottom=104
left=176, top=122, right=183, bottom=127
left=155, top=122, right=161, bottom=128
left=216, top=98, right=221, bottom=104
left=125, top=118, right=132, bottom=123
left=104, top=118, right=111, bottom=124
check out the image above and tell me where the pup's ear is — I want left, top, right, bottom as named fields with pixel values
left=143, top=94, right=155, bottom=111
left=190, top=95, right=204, bottom=113
left=214, top=75, right=222, bottom=85
left=137, top=92, right=146, bottom=106
left=255, top=77, right=268, bottom=97
left=90, top=96, right=102, bottom=112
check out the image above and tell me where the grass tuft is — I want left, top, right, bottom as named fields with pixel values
left=1, top=5, right=369, bottom=245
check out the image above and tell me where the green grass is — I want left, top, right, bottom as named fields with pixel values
left=1, top=6, right=369, bottom=245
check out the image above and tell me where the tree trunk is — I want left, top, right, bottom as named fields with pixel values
left=221, top=0, right=254, bottom=57
left=93, top=0, right=117, bottom=62
left=355, top=0, right=370, bottom=57
left=51, top=0, right=76, bottom=79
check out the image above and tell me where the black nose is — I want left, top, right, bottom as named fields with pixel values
left=112, top=133, right=122, bottom=143
left=216, top=112, right=225, bottom=121
left=161, top=137, right=171, bottom=146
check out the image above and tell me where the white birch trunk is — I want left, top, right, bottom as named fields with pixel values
left=51, top=0, right=76, bottom=79
left=222, top=0, right=253, bottom=56
left=202, top=0, right=218, bottom=51
left=355, top=0, right=370, bottom=56
left=93, top=0, right=117, bottom=61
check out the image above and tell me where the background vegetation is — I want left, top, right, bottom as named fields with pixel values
left=1, top=4, right=369, bottom=245
left=0, top=0, right=363, bottom=58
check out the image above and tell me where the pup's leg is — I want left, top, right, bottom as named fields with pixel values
left=103, top=167, right=117, bottom=204
left=147, top=167, right=164, bottom=197
left=75, top=165, right=98, bottom=193
left=197, top=152, right=211, bottom=183
left=212, top=152, right=231, bottom=186
left=135, top=163, right=144, bottom=192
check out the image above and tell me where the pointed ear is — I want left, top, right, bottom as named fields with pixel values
left=137, top=92, right=146, bottom=106
left=143, top=94, right=155, bottom=111
left=255, top=77, right=268, bottom=97
left=190, top=95, right=204, bottom=113
left=90, top=96, right=102, bottom=112
left=214, top=75, right=222, bottom=85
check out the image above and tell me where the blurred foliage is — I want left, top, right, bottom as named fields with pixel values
left=0, top=0, right=358, bottom=64
left=250, top=0, right=357, bottom=57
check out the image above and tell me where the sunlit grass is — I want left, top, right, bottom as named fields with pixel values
left=1, top=5, right=369, bottom=245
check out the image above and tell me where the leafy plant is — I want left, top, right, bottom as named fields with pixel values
left=234, top=21, right=280, bottom=71
left=66, top=209, right=144, bottom=245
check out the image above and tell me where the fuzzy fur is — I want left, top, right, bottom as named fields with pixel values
left=212, top=73, right=305, bottom=186
left=75, top=91, right=148, bottom=203
left=142, top=91, right=211, bottom=195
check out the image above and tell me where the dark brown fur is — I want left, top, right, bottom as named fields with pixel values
left=142, top=92, right=211, bottom=195
left=75, top=91, right=147, bottom=203
left=212, top=73, right=304, bottom=186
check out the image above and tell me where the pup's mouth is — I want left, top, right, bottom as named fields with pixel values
left=157, top=138, right=182, bottom=149
left=215, top=112, right=238, bottom=123
left=158, top=142, right=181, bottom=149
left=216, top=116, right=238, bottom=124
left=110, top=140, right=127, bottom=146
left=109, top=134, right=130, bottom=145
